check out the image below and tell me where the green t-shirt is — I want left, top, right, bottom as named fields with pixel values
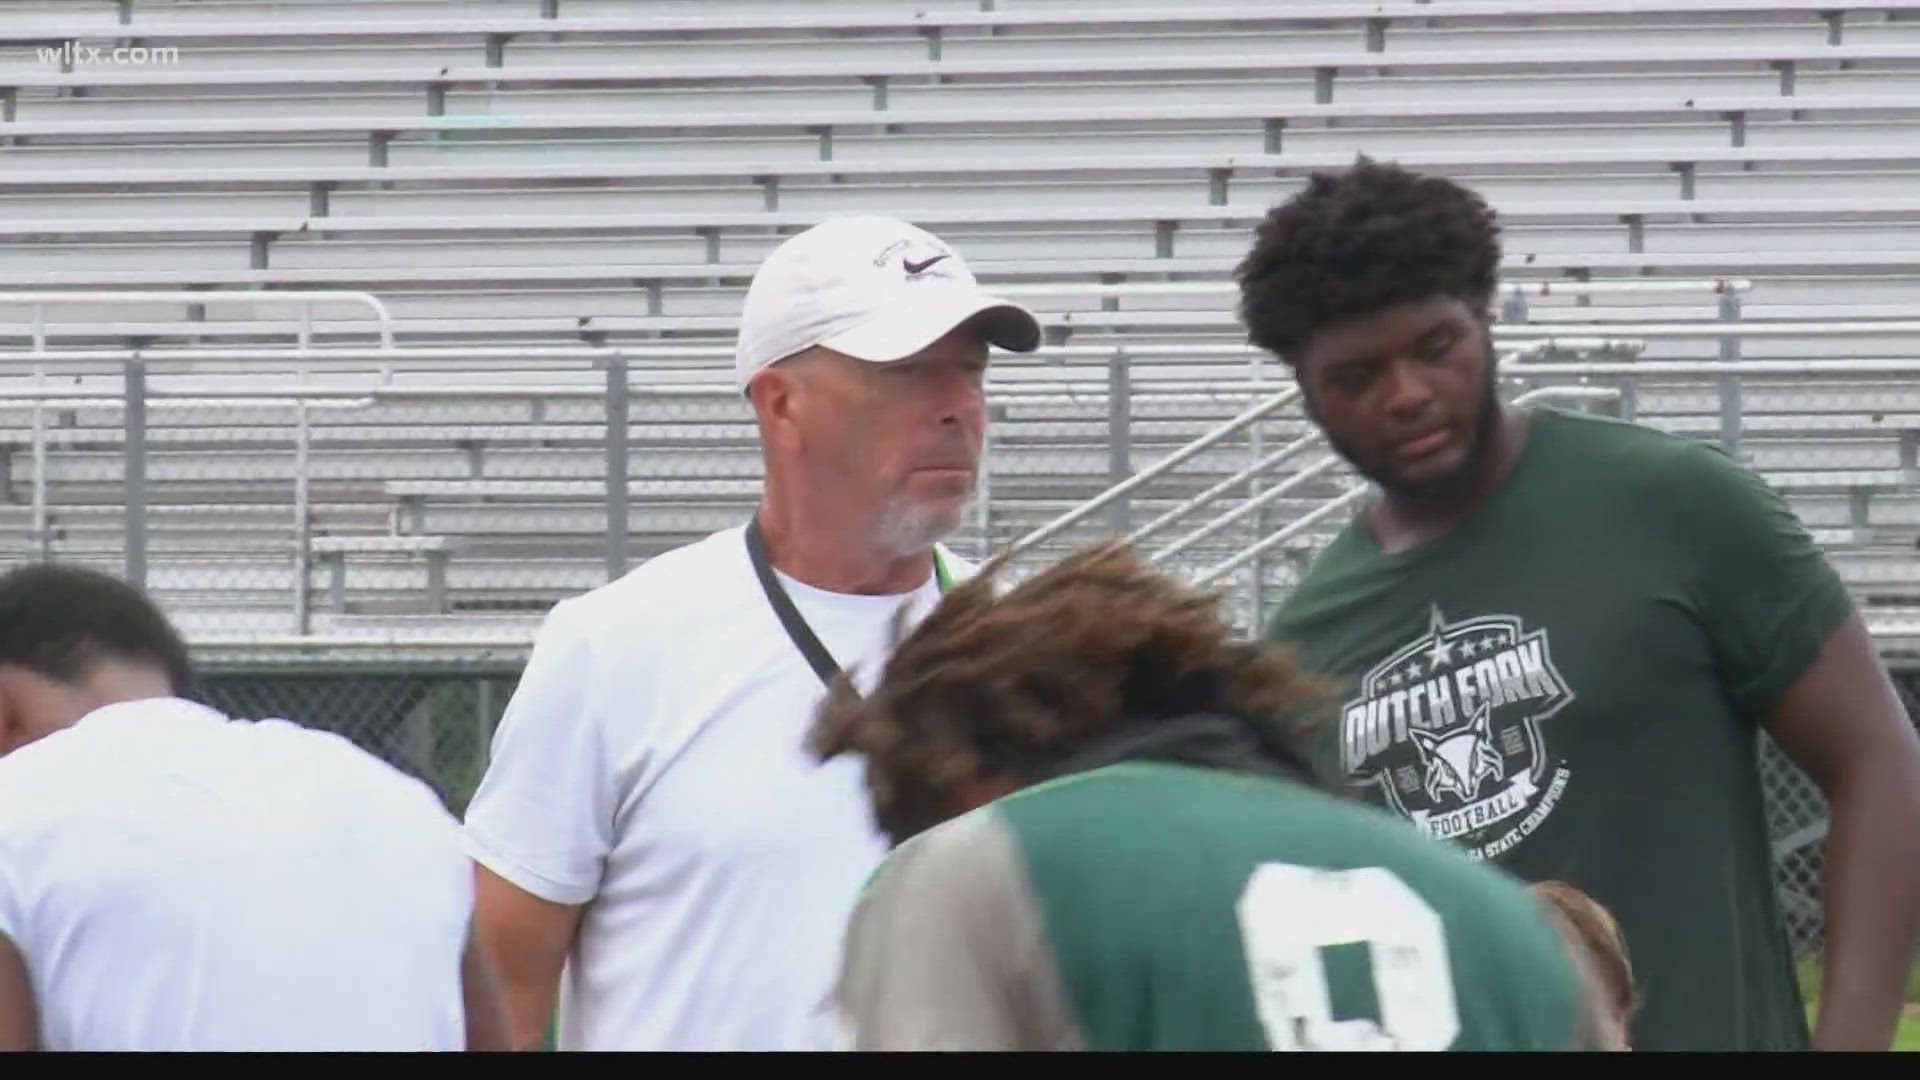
left=1266, top=405, right=1854, bottom=1052
left=832, top=760, right=1593, bottom=1052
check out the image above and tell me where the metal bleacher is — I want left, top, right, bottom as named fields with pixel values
left=3, top=0, right=1920, bottom=663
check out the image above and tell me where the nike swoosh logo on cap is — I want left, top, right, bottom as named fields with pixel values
left=903, top=254, right=950, bottom=275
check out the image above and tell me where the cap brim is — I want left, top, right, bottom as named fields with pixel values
left=818, top=286, right=1042, bottom=364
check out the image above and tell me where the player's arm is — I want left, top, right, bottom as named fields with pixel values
left=460, top=917, right=515, bottom=1052
left=832, top=809, right=1079, bottom=1052
left=470, top=869, right=581, bottom=1050
left=0, top=931, right=35, bottom=1052
left=462, top=598, right=615, bottom=1051
left=1666, top=443, right=1920, bottom=1051
left=1761, top=613, right=1920, bottom=1051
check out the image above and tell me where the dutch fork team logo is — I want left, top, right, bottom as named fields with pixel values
left=1339, top=607, right=1577, bottom=860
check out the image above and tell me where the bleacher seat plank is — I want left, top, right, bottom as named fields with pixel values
left=5, top=41, right=1916, bottom=92
left=9, top=141, right=1920, bottom=194
left=11, top=0, right=1919, bottom=48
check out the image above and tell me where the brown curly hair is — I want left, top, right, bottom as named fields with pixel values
left=1531, top=880, right=1637, bottom=1047
left=807, top=541, right=1333, bottom=847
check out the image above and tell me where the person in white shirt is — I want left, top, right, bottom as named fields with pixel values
left=0, top=562, right=511, bottom=1052
left=462, top=214, right=1043, bottom=1051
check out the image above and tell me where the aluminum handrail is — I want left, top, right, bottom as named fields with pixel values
left=0, top=391, right=379, bottom=405
left=1149, top=452, right=1348, bottom=565
left=0, top=290, right=397, bottom=351
left=1126, top=429, right=1325, bottom=545
left=997, top=385, right=1302, bottom=561
left=0, top=335, right=1649, bottom=370
left=969, top=277, right=1755, bottom=299
left=17, top=354, right=1920, bottom=414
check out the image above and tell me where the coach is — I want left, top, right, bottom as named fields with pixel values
left=461, top=215, right=1040, bottom=1051
left=1243, top=158, right=1920, bottom=1052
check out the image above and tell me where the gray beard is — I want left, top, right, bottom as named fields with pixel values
left=871, top=492, right=965, bottom=558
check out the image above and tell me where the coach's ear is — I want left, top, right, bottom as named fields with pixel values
left=0, top=666, right=50, bottom=760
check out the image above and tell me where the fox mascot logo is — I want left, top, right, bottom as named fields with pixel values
left=1410, top=701, right=1504, bottom=805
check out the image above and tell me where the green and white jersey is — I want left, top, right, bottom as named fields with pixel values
left=831, top=759, right=1591, bottom=1052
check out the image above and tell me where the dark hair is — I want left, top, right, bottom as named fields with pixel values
left=808, top=541, right=1331, bottom=846
left=1235, top=156, right=1503, bottom=363
left=0, top=562, right=195, bottom=696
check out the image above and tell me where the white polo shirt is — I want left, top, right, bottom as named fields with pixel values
left=462, top=524, right=968, bottom=1051
left=0, top=696, right=474, bottom=1052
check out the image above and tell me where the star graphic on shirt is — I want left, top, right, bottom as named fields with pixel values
left=1386, top=606, right=1456, bottom=676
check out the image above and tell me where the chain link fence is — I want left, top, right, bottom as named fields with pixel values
left=1762, top=660, right=1920, bottom=959
left=195, top=663, right=522, bottom=819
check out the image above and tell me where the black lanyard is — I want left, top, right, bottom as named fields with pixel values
left=744, top=517, right=951, bottom=691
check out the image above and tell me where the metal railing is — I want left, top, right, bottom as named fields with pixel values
left=0, top=275, right=1756, bottom=377
left=0, top=290, right=398, bottom=352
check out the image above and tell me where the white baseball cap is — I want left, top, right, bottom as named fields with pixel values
left=733, top=214, right=1043, bottom=391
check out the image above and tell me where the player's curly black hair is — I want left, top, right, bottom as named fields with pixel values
left=1235, top=156, right=1504, bottom=364
left=808, top=541, right=1333, bottom=847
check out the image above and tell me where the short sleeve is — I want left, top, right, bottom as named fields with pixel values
left=831, top=807, right=1077, bottom=1051
left=1658, top=440, right=1856, bottom=720
left=462, top=598, right=615, bottom=907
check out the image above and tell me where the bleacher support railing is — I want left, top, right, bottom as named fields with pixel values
left=0, top=290, right=397, bottom=353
